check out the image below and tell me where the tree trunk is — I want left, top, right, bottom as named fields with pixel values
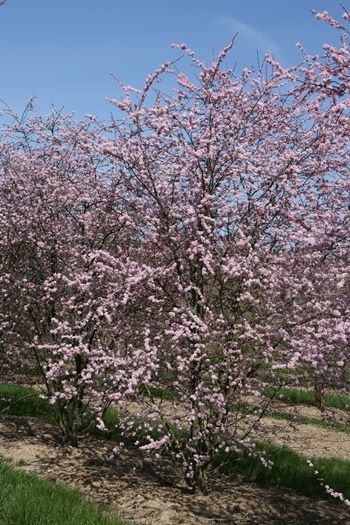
left=314, top=381, right=325, bottom=417
left=57, top=397, right=82, bottom=447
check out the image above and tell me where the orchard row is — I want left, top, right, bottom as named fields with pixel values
left=0, top=9, right=349, bottom=493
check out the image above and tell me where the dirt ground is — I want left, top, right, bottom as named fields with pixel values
left=0, top=414, right=350, bottom=525
left=252, top=411, right=350, bottom=461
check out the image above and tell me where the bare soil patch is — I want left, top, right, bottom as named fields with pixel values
left=252, top=415, right=350, bottom=461
left=0, top=414, right=349, bottom=525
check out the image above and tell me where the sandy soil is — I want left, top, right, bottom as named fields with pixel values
left=0, top=414, right=349, bottom=525
left=250, top=414, right=350, bottom=461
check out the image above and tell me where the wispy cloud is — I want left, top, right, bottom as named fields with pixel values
left=217, top=15, right=280, bottom=58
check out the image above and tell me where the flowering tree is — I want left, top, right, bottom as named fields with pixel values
left=270, top=8, right=350, bottom=408
left=0, top=109, right=157, bottom=445
left=95, top=24, right=350, bottom=490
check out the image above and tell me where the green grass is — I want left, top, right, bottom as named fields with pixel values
left=264, top=386, right=350, bottom=412
left=0, top=458, right=126, bottom=525
left=217, top=442, right=350, bottom=501
left=2, top=382, right=350, bottom=505
left=0, top=384, right=55, bottom=423
left=142, top=384, right=178, bottom=401
left=0, top=384, right=113, bottom=436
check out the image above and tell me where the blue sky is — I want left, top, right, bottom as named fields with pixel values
left=0, top=0, right=345, bottom=119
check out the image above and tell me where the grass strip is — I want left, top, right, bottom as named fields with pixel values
left=264, top=386, right=350, bottom=412
left=0, top=457, right=127, bottom=525
left=216, top=442, right=350, bottom=500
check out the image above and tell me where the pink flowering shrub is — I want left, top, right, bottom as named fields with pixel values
left=0, top=110, right=156, bottom=444
left=100, top=14, right=350, bottom=490
left=0, top=8, right=349, bottom=496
